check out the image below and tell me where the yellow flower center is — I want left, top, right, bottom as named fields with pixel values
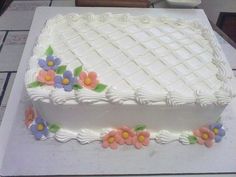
left=84, top=77, right=92, bottom=86
left=108, top=136, right=115, bottom=144
left=122, top=132, right=129, bottom=139
left=213, top=128, right=219, bottom=134
left=45, top=75, right=52, bottom=81
left=47, top=61, right=54, bottom=66
left=138, top=135, right=145, bottom=142
left=202, top=133, right=209, bottom=140
left=37, top=123, right=44, bottom=131
left=62, top=78, right=70, bottom=85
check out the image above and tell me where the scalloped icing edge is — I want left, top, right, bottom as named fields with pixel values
left=26, top=125, right=225, bottom=149
left=25, top=13, right=236, bottom=106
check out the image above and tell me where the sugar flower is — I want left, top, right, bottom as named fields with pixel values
left=102, top=130, right=123, bottom=149
left=79, top=71, right=99, bottom=89
left=209, top=123, right=225, bottom=143
left=38, top=56, right=61, bottom=71
left=54, top=70, right=76, bottom=92
left=133, top=131, right=150, bottom=149
left=193, top=127, right=215, bottom=148
left=24, top=106, right=36, bottom=127
left=118, top=126, right=135, bottom=145
left=30, top=116, right=48, bottom=140
left=37, top=70, right=55, bottom=85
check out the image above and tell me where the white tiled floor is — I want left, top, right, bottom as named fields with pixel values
left=0, top=31, right=6, bottom=45
left=0, top=1, right=50, bottom=30
left=0, top=31, right=28, bottom=71
left=1, top=73, right=16, bottom=107
left=0, top=73, right=7, bottom=95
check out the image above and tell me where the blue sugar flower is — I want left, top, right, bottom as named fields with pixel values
left=54, top=70, right=76, bottom=92
left=209, top=122, right=225, bottom=143
left=30, top=116, right=48, bottom=140
left=38, top=56, right=61, bottom=71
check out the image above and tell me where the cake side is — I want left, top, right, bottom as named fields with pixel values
left=25, top=13, right=235, bottom=106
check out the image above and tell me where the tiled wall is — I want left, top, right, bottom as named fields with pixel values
left=0, top=0, right=235, bottom=124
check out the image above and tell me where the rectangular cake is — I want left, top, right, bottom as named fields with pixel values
left=24, top=13, right=235, bottom=149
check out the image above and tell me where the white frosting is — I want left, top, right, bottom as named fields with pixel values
left=25, top=13, right=235, bottom=106
left=51, top=90, right=76, bottom=104
left=54, top=128, right=195, bottom=145
left=135, top=88, right=166, bottom=105
left=55, top=128, right=109, bottom=144
left=76, top=89, right=107, bottom=104
left=106, top=87, right=135, bottom=104
left=77, top=129, right=101, bottom=144
left=156, top=130, right=180, bottom=144
left=27, top=88, right=51, bottom=102
left=55, top=129, right=78, bottom=142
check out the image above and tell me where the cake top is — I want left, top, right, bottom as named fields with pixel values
left=25, top=13, right=235, bottom=106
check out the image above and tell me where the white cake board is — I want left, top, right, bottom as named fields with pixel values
left=0, top=7, right=236, bottom=176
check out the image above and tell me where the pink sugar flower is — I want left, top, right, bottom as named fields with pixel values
left=194, top=127, right=215, bottom=148
left=133, top=131, right=150, bottom=149
left=24, top=106, right=36, bottom=127
left=37, top=70, right=55, bottom=85
left=102, top=130, right=123, bottom=150
left=118, top=126, right=136, bottom=145
left=79, top=71, right=99, bottom=89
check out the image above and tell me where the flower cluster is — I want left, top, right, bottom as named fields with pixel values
left=24, top=106, right=49, bottom=140
left=28, top=46, right=107, bottom=92
left=193, top=122, right=225, bottom=148
left=102, top=125, right=150, bottom=150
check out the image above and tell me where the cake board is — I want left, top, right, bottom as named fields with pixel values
left=0, top=7, right=236, bottom=176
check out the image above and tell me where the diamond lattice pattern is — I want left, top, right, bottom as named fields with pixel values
left=51, top=16, right=221, bottom=95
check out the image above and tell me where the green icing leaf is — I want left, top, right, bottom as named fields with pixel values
left=73, top=84, right=82, bottom=90
left=49, top=124, right=60, bottom=133
left=28, top=81, right=42, bottom=88
left=134, top=124, right=146, bottom=132
left=45, top=46, right=53, bottom=56
left=93, top=83, right=107, bottom=93
left=56, top=65, right=67, bottom=74
left=74, top=66, right=83, bottom=77
left=188, top=135, right=198, bottom=144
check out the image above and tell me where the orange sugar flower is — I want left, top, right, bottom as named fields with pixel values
left=24, top=106, right=36, bottom=127
left=118, top=126, right=136, bottom=145
left=133, top=131, right=150, bottom=149
left=102, top=130, right=123, bottom=150
left=79, top=71, right=99, bottom=89
left=193, top=127, right=215, bottom=148
left=37, top=70, right=55, bottom=85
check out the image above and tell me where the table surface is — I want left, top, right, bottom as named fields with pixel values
left=0, top=7, right=236, bottom=176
